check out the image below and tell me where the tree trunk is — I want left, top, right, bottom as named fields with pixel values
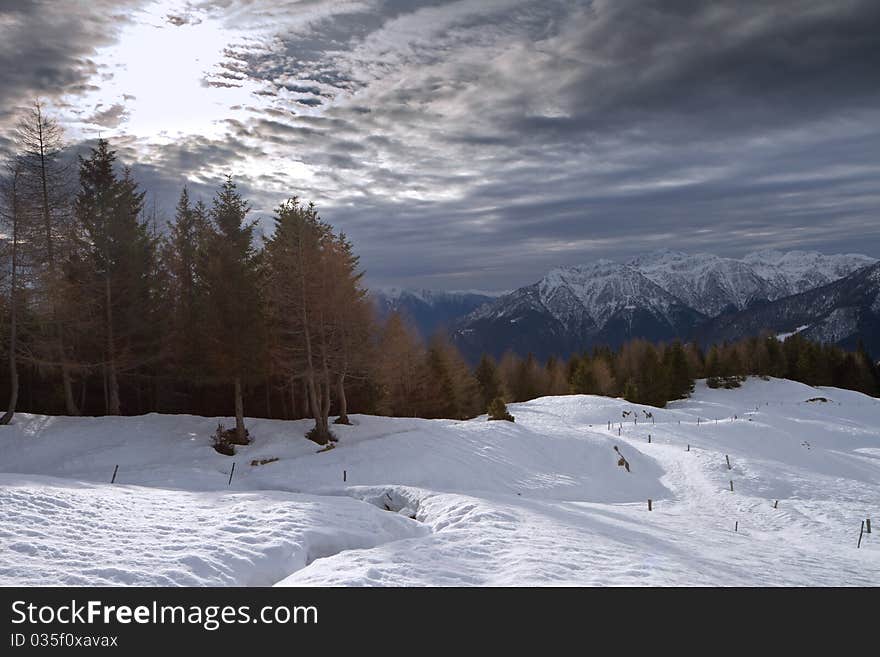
left=102, top=363, right=109, bottom=414
left=301, top=302, right=327, bottom=444
left=290, top=376, right=298, bottom=420
left=334, top=372, right=350, bottom=425
left=234, top=376, right=246, bottom=443
left=264, top=377, right=272, bottom=418
left=61, top=362, right=79, bottom=416
left=319, top=344, right=334, bottom=440
left=104, top=276, right=120, bottom=415
left=1, top=199, right=19, bottom=425
left=1, top=310, right=19, bottom=426
left=301, top=378, right=308, bottom=418
left=79, top=376, right=88, bottom=414
left=37, top=104, right=80, bottom=417
left=305, top=370, right=325, bottom=443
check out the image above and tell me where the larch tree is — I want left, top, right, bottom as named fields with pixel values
left=374, top=312, right=425, bottom=417
left=15, top=101, right=79, bottom=414
left=325, top=231, right=372, bottom=426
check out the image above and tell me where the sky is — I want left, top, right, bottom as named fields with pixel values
left=1, top=0, right=879, bottom=291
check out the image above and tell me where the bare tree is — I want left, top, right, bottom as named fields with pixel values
left=15, top=101, right=79, bottom=415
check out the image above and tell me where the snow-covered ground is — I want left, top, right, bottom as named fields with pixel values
left=1, top=377, right=877, bottom=586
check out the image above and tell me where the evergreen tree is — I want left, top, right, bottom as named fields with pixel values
left=201, top=176, right=262, bottom=442
left=75, top=140, right=156, bottom=415
left=474, top=354, right=501, bottom=409
left=570, top=357, right=598, bottom=394
left=422, top=334, right=479, bottom=419
left=662, top=341, right=693, bottom=400
left=487, top=397, right=514, bottom=422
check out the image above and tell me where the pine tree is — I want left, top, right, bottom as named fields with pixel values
left=487, top=397, right=514, bottom=422
left=474, top=354, right=502, bottom=409
left=75, top=140, right=156, bottom=415
left=662, top=341, right=693, bottom=400
left=201, top=176, right=262, bottom=441
left=422, top=334, right=479, bottom=419
left=570, top=357, right=598, bottom=394
left=264, top=197, right=349, bottom=443
left=623, top=378, right=639, bottom=403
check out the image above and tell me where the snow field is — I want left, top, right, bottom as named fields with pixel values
left=1, top=377, right=877, bottom=585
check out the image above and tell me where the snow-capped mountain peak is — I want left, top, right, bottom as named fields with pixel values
left=451, top=249, right=877, bottom=361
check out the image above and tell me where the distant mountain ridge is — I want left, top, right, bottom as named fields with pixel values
left=696, top=261, right=880, bottom=355
left=448, top=249, right=877, bottom=360
left=370, top=288, right=505, bottom=338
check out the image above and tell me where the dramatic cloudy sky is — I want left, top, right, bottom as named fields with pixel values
left=1, top=0, right=879, bottom=290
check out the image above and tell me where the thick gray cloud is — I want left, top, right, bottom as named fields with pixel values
left=1, top=0, right=879, bottom=290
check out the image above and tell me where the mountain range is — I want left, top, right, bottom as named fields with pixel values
left=372, top=250, right=879, bottom=361
left=370, top=288, right=503, bottom=339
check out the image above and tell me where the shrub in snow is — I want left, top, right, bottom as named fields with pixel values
left=211, top=423, right=250, bottom=456
left=706, top=375, right=746, bottom=389
left=487, top=397, right=515, bottom=422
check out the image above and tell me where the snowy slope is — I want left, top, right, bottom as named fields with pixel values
left=1, top=378, right=878, bottom=586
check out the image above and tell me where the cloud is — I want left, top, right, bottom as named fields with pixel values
left=0, top=1, right=144, bottom=124
left=84, top=102, right=130, bottom=128
left=1, top=0, right=878, bottom=290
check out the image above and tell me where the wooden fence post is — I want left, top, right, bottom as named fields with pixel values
left=729, top=480, right=734, bottom=492
left=726, top=454, right=731, bottom=470
left=648, top=499, right=652, bottom=511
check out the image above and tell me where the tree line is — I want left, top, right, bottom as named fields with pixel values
left=2, top=104, right=878, bottom=442
left=472, top=333, right=879, bottom=411
left=0, top=104, right=369, bottom=444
